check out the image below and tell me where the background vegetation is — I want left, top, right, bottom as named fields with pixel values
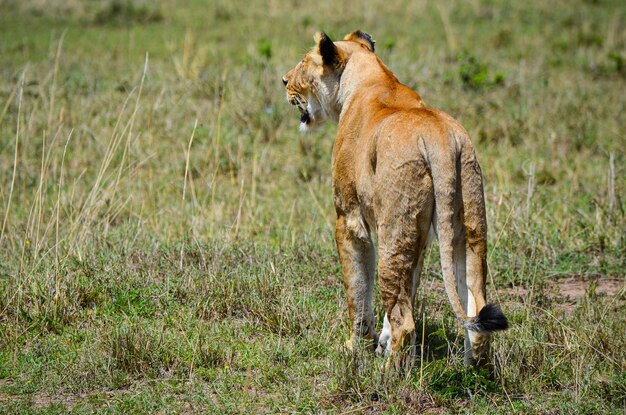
left=0, top=0, right=624, bottom=413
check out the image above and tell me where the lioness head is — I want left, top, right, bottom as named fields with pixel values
left=282, top=31, right=375, bottom=131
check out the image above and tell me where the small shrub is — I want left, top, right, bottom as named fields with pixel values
left=577, top=30, right=603, bottom=47
left=258, top=39, right=272, bottom=60
left=94, top=0, right=163, bottom=26
left=383, top=37, right=396, bottom=51
left=301, top=15, right=313, bottom=27
left=458, top=51, right=505, bottom=90
left=608, top=51, right=624, bottom=73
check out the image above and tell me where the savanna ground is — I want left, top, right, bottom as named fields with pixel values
left=0, top=0, right=624, bottom=413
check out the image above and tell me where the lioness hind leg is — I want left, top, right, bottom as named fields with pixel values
left=376, top=236, right=431, bottom=358
left=379, top=257, right=416, bottom=372
left=378, top=228, right=430, bottom=372
left=335, top=214, right=378, bottom=351
left=451, top=207, right=490, bottom=366
left=464, top=238, right=490, bottom=366
left=459, top=144, right=496, bottom=366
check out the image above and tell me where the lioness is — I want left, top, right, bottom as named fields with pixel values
left=283, top=31, right=508, bottom=369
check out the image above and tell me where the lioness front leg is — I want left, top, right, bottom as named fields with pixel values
left=335, top=214, right=377, bottom=351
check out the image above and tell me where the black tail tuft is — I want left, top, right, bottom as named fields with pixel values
left=467, top=303, right=509, bottom=333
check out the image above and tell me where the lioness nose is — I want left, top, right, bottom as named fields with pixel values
left=282, top=77, right=288, bottom=86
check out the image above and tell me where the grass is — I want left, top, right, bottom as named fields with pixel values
left=0, top=0, right=624, bottom=413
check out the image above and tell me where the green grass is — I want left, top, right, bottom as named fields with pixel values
left=0, top=0, right=624, bottom=413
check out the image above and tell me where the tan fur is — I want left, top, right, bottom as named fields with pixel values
left=283, top=31, right=503, bottom=369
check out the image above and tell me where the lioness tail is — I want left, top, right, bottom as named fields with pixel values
left=464, top=303, right=509, bottom=333
left=429, top=129, right=509, bottom=334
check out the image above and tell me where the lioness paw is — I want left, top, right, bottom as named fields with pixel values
left=376, top=314, right=392, bottom=357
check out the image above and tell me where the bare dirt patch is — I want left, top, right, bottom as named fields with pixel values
left=556, top=276, right=624, bottom=300
left=0, top=386, right=128, bottom=411
left=423, top=274, right=624, bottom=311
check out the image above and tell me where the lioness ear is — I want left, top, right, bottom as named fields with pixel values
left=314, top=32, right=341, bottom=67
left=343, top=30, right=375, bottom=52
